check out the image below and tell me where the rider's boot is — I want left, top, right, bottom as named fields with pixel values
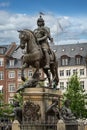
left=44, top=50, right=50, bottom=69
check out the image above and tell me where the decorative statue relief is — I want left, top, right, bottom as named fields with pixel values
left=46, top=98, right=61, bottom=123
left=23, top=100, right=40, bottom=121
left=60, top=99, right=76, bottom=122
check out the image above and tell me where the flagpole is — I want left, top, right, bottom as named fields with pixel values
left=56, top=18, right=63, bottom=45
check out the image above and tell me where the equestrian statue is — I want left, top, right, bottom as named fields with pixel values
left=16, top=15, right=59, bottom=92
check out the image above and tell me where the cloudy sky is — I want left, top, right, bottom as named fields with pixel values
left=0, top=0, right=87, bottom=45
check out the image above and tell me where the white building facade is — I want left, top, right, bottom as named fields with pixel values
left=51, top=43, right=87, bottom=92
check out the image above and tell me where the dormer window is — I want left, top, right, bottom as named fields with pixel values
left=0, top=48, right=4, bottom=54
left=62, top=49, right=65, bottom=52
left=9, top=60, right=15, bottom=66
left=53, top=49, right=57, bottom=53
left=75, top=55, right=82, bottom=65
left=80, top=47, right=84, bottom=51
left=61, top=55, right=70, bottom=66
left=71, top=48, right=75, bottom=51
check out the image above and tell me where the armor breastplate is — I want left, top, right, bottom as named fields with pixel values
left=34, top=30, right=43, bottom=38
left=34, top=28, right=46, bottom=39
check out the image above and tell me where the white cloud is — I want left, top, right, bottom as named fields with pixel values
left=0, top=11, right=87, bottom=45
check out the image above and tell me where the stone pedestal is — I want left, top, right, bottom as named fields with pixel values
left=84, top=120, right=87, bottom=130
left=77, top=119, right=84, bottom=130
left=12, top=120, right=20, bottom=130
left=57, top=120, right=65, bottom=130
left=22, top=87, right=62, bottom=122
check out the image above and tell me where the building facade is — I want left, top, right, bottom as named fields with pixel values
left=51, top=43, right=87, bottom=92
left=0, top=42, right=87, bottom=103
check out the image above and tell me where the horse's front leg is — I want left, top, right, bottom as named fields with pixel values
left=21, top=63, right=28, bottom=81
left=32, top=61, right=40, bottom=80
left=43, top=68, right=52, bottom=87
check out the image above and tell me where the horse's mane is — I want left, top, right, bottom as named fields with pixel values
left=23, top=29, right=38, bottom=45
left=23, top=29, right=35, bottom=37
left=23, top=29, right=33, bottom=33
left=23, top=29, right=37, bottom=42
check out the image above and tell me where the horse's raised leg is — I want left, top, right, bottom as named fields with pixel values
left=21, top=63, right=28, bottom=81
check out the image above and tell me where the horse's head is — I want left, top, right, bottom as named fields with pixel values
left=18, top=30, right=28, bottom=49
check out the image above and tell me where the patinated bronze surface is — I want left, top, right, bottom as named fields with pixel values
left=4, top=100, right=22, bottom=124
left=17, top=16, right=59, bottom=91
left=46, top=98, right=61, bottom=120
left=33, top=15, right=53, bottom=69
left=60, top=99, right=76, bottom=121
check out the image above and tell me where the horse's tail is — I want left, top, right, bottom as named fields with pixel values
left=52, top=51, right=59, bottom=85
left=51, top=51, right=58, bottom=67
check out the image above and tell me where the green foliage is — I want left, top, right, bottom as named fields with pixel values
left=0, top=103, right=13, bottom=117
left=64, top=74, right=87, bottom=118
left=0, top=92, right=23, bottom=117
left=13, top=92, right=23, bottom=107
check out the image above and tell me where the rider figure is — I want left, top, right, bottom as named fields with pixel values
left=34, top=15, right=53, bottom=69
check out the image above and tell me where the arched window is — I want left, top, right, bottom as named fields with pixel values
left=61, top=55, right=70, bottom=66
left=75, top=55, right=82, bottom=65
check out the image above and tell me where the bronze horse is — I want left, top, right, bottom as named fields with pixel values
left=18, top=29, right=59, bottom=88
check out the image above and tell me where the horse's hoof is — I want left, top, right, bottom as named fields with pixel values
left=48, top=83, right=52, bottom=88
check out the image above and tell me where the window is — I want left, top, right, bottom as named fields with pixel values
left=80, top=47, right=84, bottom=51
left=75, top=55, right=82, bottom=65
left=0, top=85, right=3, bottom=93
left=18, top=70, right=21, bottom=79
left=60, top=82, right=64, bottom=90
left=60, top=70, right=64, bottom=76
left=0, top=58, right=4, bottom=66
left=8, top=98, right=13, bottom=104
left=66, top=70, right=71, bottom=76
left=28, top=70, right=33, bottom=77
left=73, top=69, right=77, bottom=75
left=9, top=60, right=14, bottom=66
left=0, top=48, right=4, bottom=54
left=71, top=48, right=75, bottom=51
left=8, top=71, right=15, bottom=78
left=61, top=55, right=69, bottom=66
left=80, top=69, right=84, bottom=76
left=80, top=81, right=84, bottom=89
left=53, top=49, right=57, bottom=52
left=62, top=58, right=68, bottom=66
left=24, top=71, right=27, bottom=77
left=8, top=83, right=15, bottom=92
left=62, top=49, right=65, bottom=52
left=0, top=71, right=4, bottom=80
left=76, top=57, right=81, bottom=65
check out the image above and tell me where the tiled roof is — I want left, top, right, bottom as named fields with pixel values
left=12, top=47, right=23, bottom=59
left=4, top=42, right=87, bottom=68
left=51, top=42, right=87, bottom=58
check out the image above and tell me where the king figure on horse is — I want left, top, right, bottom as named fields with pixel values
left=16, top=15, right=59, bottom=92
left=33, top=15, right=53, bottom=69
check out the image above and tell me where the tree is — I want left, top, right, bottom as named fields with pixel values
left=63, top=74, right=87, bottom=118
left=13, top=92, right=23, bottom=107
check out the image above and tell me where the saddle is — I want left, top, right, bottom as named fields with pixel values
left=38, top=45, right=54, bottom=64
